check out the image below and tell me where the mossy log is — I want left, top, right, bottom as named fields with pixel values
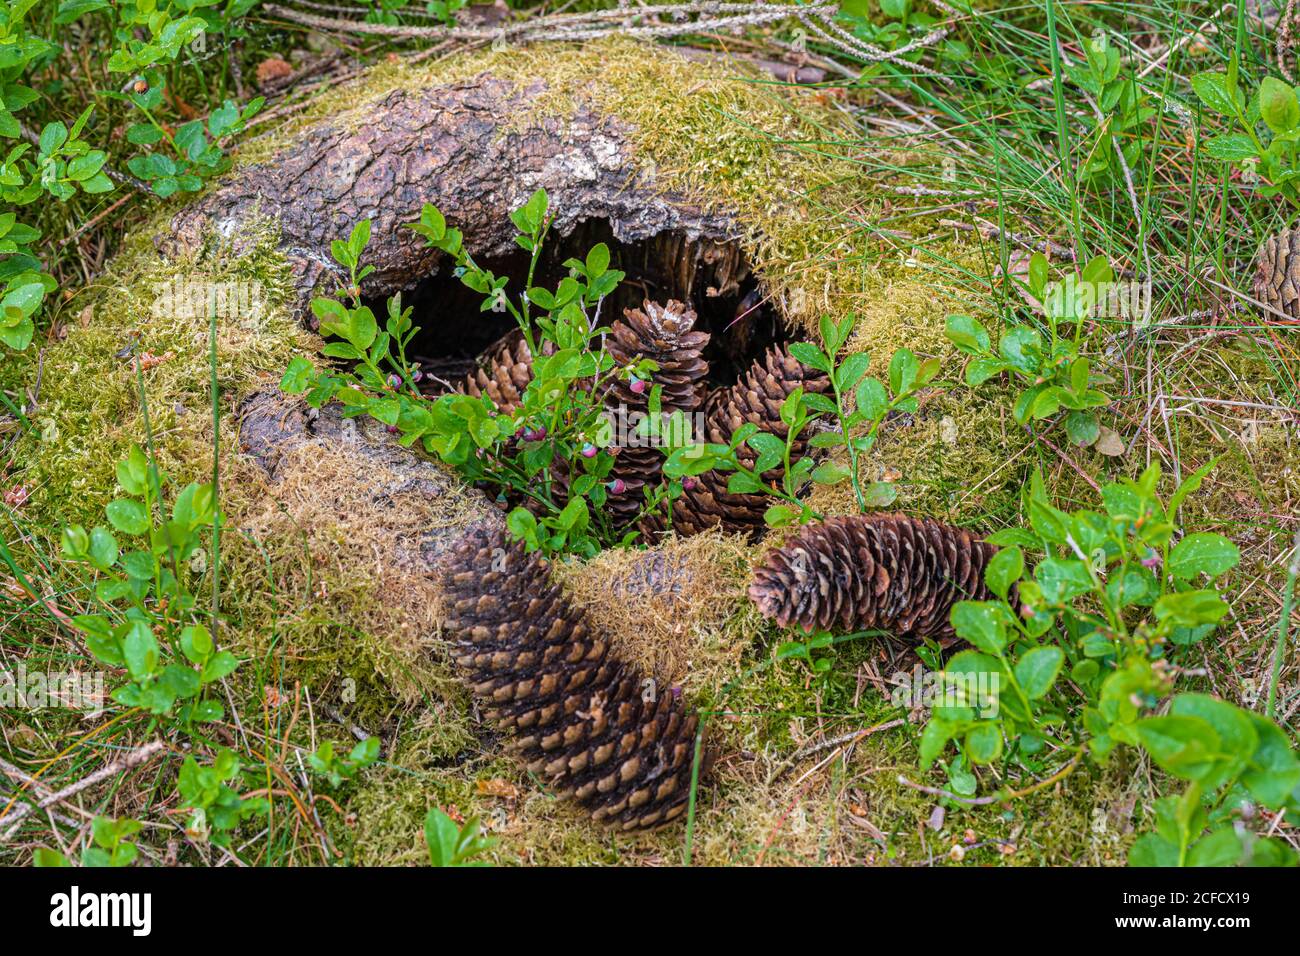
left=163, top=72, right=750, bottom=320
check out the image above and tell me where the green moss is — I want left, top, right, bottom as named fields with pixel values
left=13, top=218, right=302, bottom=530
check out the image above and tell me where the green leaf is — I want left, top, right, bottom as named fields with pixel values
left=861, top=481, right=897, bottom=507
left=1027, top=252, right=1049, bottom=298
left=200, top=651, right=240, bottom=683
left=348, top=306, right=377, bottom=350
left=1167, top=533, right=1239, bottom=580
left=1242, top=712, right=1300, bottom=807
left=180, top=624, right=213, bottom=665
left=38, top=121, right=68, bottom=157
left=950, top=601, right=1006, bottom=654
left=1136, top=714, right=1225, bottom=782
left=810, top=462, right=850, bottom=485
left=122, top=622, right=159, bottom=680
left=1188, top=827, right=1245, bottom=867
left=1033, top=556, right=1094, bottom=604
left=1128, top=832, right=1180, bottom=867
left=1202, top=133, right=1257, bottom=161
left=115, top=444, right=148, bottom=496
left=1154, top=589, right=1230, bottom=627
left=944, top=314, right=990, bottom=355
left=983, top=545, right=1023, bottom=598
left=1168, top=693, right=1256, bottom=789
left=1064, top=410, right=1100, bottom=447
left=1260, top=76, right=1300, bottom=133
left=834, top=352, right=871, bottom=391
left=964, top=722, right=1003, bottom=764
left=280, top=356, right=313, bottom=393
left=87, top=526, right=118, bottom=570
left=1190, top=72, right=1240, bottom=116
left=1013, top=646, right=1064, bottom=699
left=854, top=378, right=888, bottom=420
left=585, top=242, right=609, bottom=278
left=966, top=356, right=1010, bottom=386
left=425, top=807, right=461, bottom=866
left=105, top=498, right=149, bottom=536
left=919, top=719, right=953, bottom=769
left=888, top=348, right=919, bottom=395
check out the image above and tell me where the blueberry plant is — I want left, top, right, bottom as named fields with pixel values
left=0, top=0, right=264, bottom=355
left=424, top=806, right=495, bottom=866
left=1194, top=61, right=1300, bottom=210
left=945, top=253, right=1115, bottom=447
left=60, top=441, right=236, bottom=724
left=919, top=464, right=1300, bottom=866
left=281, top=189, right=653, bottom=558
left=33, top=815, right=143, bottom=867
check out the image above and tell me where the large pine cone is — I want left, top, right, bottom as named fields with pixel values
left=604, top=299, right=710, bottom=530
left=461, top=328, right=536, bottom=415
left=748, top=514, right=999, bottom=640
left=606, top=299, right=710, bottom=411
left=669, top=344, right=831, bottom=538
left=440, top=527, right=707, bottom=830
left=1253, top=229, right=1300, bottom=324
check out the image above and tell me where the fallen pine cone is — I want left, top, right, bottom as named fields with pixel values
left=1253, top=228, right=1300, bottom=323
left=747, top=513, right=999, bottom=640
left=255, top=56, right=294, bottom=92
left=461, top=327, right=538, bottom=417
left=605, top=298, right=710, bottom=530
left=439, top=526, right=709, bottom=830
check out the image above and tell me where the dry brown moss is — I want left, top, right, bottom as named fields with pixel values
left=226, top=436, right=482, bottom=711
left=554, top=529, right=755, bottom=692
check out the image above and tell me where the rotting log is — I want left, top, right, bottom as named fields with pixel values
left=163, top=73, right=751, bottom=321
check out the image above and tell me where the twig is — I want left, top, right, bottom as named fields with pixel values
left=897, top=751, right=1083, bottom=806
left=0, top=740, right=166, bottom=840
left=767, top=717, right=905, bottom=784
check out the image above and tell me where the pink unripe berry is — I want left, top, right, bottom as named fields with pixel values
left=1140, top=550, right=1162, bottom=569
left=386, top=425, right=399, bottom=434
left=682, top=476, right=699, bottom=491
left=388, top=373, right=402, bottom=389
left=607, top=478, right=626, bottom=494
left=629, top=376, right=647, bottom=395
left=581, top=443, right=598, bottom=459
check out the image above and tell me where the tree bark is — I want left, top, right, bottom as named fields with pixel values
left=164, top=73, right=744, bottom=319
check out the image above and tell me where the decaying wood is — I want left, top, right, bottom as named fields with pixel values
left=239, top=388, right=503, bottom=568
left=164, top=72, right=747, bottom=320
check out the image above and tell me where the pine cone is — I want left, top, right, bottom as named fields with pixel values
left=669, top=344, right=831, bottom=538
left=440, top=527, right=707, bottom=830
left=606, top=299, right=710, bottom=411
left=604, top=300, right=710, bottom=529
left=1253, top=229, right=1300, bottom=323
left=748, top=514, right=999, bottom=640
left=461, top=328, right=537, bottom=415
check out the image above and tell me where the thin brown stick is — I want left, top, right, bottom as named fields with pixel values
left=0, top=740, right=166, bottom=840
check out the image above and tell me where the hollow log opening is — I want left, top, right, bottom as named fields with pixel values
left=361, top=221, right=789, bottom=388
